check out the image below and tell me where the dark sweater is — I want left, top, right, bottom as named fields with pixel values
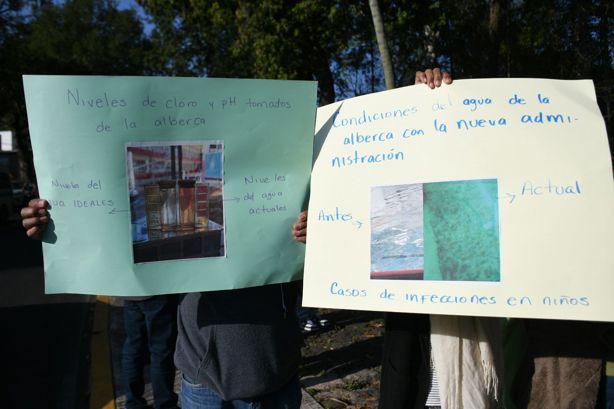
left=174, top=282, right=302, bottom=401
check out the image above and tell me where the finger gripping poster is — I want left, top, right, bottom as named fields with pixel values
left=23, top=75, right=317, bottom=296
left=302, top=78, right=614, bottom=322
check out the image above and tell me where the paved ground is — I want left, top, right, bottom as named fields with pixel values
left=300, top=309, right=385, bottom=409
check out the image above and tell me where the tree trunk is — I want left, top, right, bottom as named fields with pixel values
left=369, top=0, right=395, bottom=90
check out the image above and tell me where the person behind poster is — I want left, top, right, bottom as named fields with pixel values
left=293, top=68, right=505, bottom=409
left=22, top=194, right=302, bottom=408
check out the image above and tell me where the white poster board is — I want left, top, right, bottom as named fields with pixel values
left=303, top=78, right=614, bottom=322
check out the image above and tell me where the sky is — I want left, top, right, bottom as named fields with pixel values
left=117, top=0, right=154, bottom=35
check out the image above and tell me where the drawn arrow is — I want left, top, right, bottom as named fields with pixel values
left=223, top=197, right=241, bottom=203
left=498, top=192, right=516, bottom=204
left=108, top=208, right=129, bottom=215
left=353, top=220, right=363, bottom=229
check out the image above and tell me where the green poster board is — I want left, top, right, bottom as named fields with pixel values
left=23, top=75, right=317, bottom=295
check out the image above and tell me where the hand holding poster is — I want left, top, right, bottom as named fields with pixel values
left=303, top=78, right=614, bottom=322
left=23, top=76, right=317, bottom=296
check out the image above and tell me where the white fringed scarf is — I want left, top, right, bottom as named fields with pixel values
left=430, top=315, right=504, bottom=409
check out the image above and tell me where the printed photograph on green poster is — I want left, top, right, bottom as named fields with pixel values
left=126, top=141, right=225, bottom=263
left=370, top=178, right=500, bottom=282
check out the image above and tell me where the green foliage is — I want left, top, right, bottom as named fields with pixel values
left=341, top=376, right=368, bottom=391
left=0, top=0, right=151, bottom=178
left=381, top=0, right=451, bottom=85
left=1, top=0, right=613, bottom=174
left=24, top=0, right=150, bottom=75
left=140, top=0, right=372, bottom=104
left=509, top=0, right=612, bottom=79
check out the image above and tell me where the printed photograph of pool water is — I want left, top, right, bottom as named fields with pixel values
left=126, top=141, right=225, bottom=263
left=370, top=179, right=500, bottom=281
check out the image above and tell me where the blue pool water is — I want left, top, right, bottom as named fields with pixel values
left=370, top=184, right=424, bottom=274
